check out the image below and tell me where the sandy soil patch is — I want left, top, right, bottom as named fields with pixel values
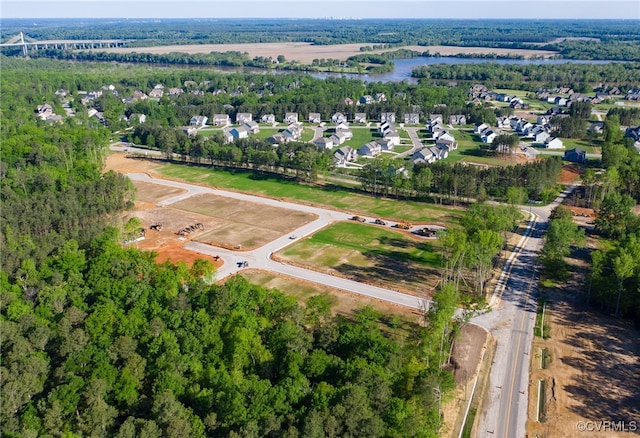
left=96, top=42, right=557, bottom=64
left=559, top=164, right=581, bottom=185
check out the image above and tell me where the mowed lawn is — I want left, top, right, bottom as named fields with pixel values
left=157, top=163, right=462, bottom=224
left=277, top=221, right=442, bottom=294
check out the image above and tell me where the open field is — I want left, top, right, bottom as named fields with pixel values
left=155, top=161, right=463, bottom=224
left=239, top=269, right=420, bottom=321
left=276, top=221, right=442, bottom=295
left=96, top=42, right=558, bottom=64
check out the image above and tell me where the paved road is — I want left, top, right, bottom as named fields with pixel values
left=471, top=185, right=576, bottom=438
left=127, top=173, right=437, bottom=310
left=125, top=167, right=573, bottom=437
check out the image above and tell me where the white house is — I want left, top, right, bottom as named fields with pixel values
left=474, top=122, right=489, bottom=134
left=380, top=112, right=395, bottom=123
left=212, top=114, right=230, bottom=127
left=544, top=137, right=564, bottom=149
left=261, top=114, right=276, bottom=124
left=481, top=130, right=497, bottom=144
left=354, top=113, right=367, bottom=123
left=230, top=126, right=249, bottom=139
left=403, top=113, right=420, bottom=125
left=412, top=147, right=436, bottom=165
left=244, top=121, right=260, bottom=134
left=309, top=113, right=322, bottom=123
left=534, top=131, right=550, bottom=144
left=284, top=112, right=299, bottom=124
left=334, top=146, right=358, bottom=166
left=236, top=113, right=253, bottom=124
left=358, top=141, right=382, bottom=157
left=331, top=112, right=347, bottom=124
left=313, top=137, right=334, bottom=149
left=190, top=115, right=208, bottom=127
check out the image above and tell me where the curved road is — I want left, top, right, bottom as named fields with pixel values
left=125, top=168, right=574, bottom=438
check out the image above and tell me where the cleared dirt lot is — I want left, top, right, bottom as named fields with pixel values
left=96, top=42, right=557, bottom=64
left=526, top=246, right=640, bottom=437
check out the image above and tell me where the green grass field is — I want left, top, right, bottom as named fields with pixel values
left=278, top=221, right=442, bottom=292
left=157, top=163, right=462, bottom=224
left=447, top=130, right=514, bottom=166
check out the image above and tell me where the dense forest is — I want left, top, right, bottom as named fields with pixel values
left=3, top=18, right=640, bottom=61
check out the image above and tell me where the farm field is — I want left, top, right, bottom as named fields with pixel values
left=96, top=42, right=558, bottom=64
left=276, top=221, right=443, bottom=295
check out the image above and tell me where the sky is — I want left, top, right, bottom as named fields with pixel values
left=1, top=0, right=639, bottom=20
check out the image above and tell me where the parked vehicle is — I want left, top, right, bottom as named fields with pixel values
left=351, top=215, right=367, bottom=222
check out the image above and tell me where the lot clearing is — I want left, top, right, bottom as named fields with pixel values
left=97, top=42, right=557, bottom=64
left=526, top=243, right=640, bottom=437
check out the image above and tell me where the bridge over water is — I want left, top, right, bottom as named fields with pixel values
left=0, top=32, right=132, bottom=55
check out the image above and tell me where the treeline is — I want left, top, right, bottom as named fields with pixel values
left=4, top=18, right=640, bottom=60
left=584, top=113, right=640, bottom=323
left=131, top=124, right=332, bottom=182
left=412, top=62, right=640, bottom=89
left=1, top=232, right=459, bottom=437
left=357, top=155, right=562, bottom=203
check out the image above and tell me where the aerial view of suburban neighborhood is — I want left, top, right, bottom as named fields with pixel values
left=1, top=5, right=640, bottom=438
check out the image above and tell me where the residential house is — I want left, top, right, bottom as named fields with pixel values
left=190, top=115, right=208, bottom=127
left=168, top=87, right=183, bottom=97
left=375, top=93, right=387, bottom=102
left=149, top=86, right=164, bottom=98
left=624, top=126, right=640, bottom=141
left=554, top=97, right=568, bottom=107
left=516, top=120, right=534, bottom=135
left=267, top=133, right=286, bottom=145
left=331, top=112, right=347, bottom=124
left=244, top=121, right=260, bottom=134
left=588, top=121, right=605, bottom=134
left=376, top=138, right=395, bottom=151
left=544, top=137, right=564, bottom=149
left=35, top=104, right=54, bottom=120
left=236, top=113, right=253, bottom=124
left=428, top=114, right=444, bottom=124
left=230, top=126, right=249, bottom=140
left=222, top=128, right=234, bottom=144
left=497, top=117, right=511, bottom=129
left=212, top=114, right=230, bottom=127
left=334, top=121, right=350, bottom=131
left=474, top=122, right=489, bottom=134
left=284, top=112, right=299, bottom=124
left=334, top=146, right=358, bottom=166
left=283, top=123, right=303, bottom=141
left=481, top=130, right=497, bottom=144
left=563, top=148, right=587, bottom=163
left=360, top=95, right=374, bottom=105
left=129, top=113, right=146, bottom=125
left=261, top=114, right=276, bottom=124
left=343, top=97, right=356, bottom=106
left=537, top=115, right=550, bottom=126
left=132, top=90, right=148, bottom=101
left=412, top=147, right=436, bottom=165
left=308, top=113, right=322, bottom=124
left=520, top=146, right=540, bottom=160
left=435, top=138, right=458, bottom=151
left=183, top=127, right=198, bottom=137
left=448, top=114, right=467, bottom=125
left=533, top=131, right=550, bottom=144
left=434, top=131, right=455, bottom=143
left=313, top=137, right=334, bottom=149
left=55, top=89, right=69, bottom=98
left=358, top=141, right=382, bottom=157
left=404, top=113, right=420, bottom=125
left=354, top=113, right=367, bottom=123
left=330, top=131, right=350, bottom=146
left=380, top=112, right=396, bottom=123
